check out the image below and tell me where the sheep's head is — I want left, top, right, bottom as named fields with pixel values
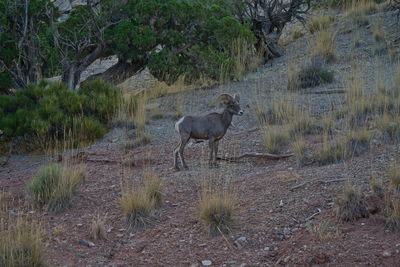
left=216, top=93, right=244, bottom=116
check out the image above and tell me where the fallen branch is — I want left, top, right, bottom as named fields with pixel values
left=217, top=152, right=293, bottom=161
left=306, top=89, right=346, bottom=95
left=290, top=178, right=347, bottom=191
left=305, top=208, right=322, bottom=222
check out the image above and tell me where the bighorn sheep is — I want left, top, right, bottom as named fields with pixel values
left=173, top=93, right=243, bottom=170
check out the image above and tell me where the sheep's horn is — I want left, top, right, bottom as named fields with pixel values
left=216, top=93, right=233, bottom=104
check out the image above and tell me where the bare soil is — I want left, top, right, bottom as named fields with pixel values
left=1, top=6, right=400, bottom=267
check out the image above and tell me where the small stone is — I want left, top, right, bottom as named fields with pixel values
left=198, top=243, right=207, bottom=247
left=263, top=247, right=270, bottom=251
left=79, top=239, right=95, bottom=247
left=129, top=233, right=135, bottom=238
left=116, top=234, right=124, bottom=238
left=306, top=257, right=313, bottom=264
left=228, top=260, right=237, bottom=265
left=118, top=228, right=126, bottom=232
left=107, top=227, right=113, bottom=233
left=279, top=200, right=284, bottom=207
left=234, top=237, right=247, bottom=249
left=202, top=260, right=212, bottom=266
left=191, top=263, right=199, bottom=267
left=76, top=223, right=83, bottom=227
left=383, top=250, right=391, bottom=257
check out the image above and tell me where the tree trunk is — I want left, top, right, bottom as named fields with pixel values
left=86, top=57, right=144, bottom=85
left=252, top=20, right=283, bottom=63
left=61, top=44, right=105, bottom=90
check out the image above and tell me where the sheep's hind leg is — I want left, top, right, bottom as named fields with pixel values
left=178, top=135, right=190, bottom=170
left=173, top=142, right=180, bottom=170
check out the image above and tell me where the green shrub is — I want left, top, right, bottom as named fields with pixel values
left=28, top=163, right=62, bottom=206
left=288, top=62, right=334, bottom=90
left=0, top=79, right=124, bottom=146
left=27, top=163, right=85, bottom=212
left=79, top=79, right=121, bottom=121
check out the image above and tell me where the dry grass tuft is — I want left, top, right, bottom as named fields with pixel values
left=315, top=133, right=347, bottom=165
left=308, top=15, right=335, bottom=33
left=309, top=29, right=336, bottom=62
left=197, top=190, right=236, bottom=236
left=261, top=125, right=290, bottom=154
left=27, top=163, right=85, bottom=213
left=0, top=218, right=46, bottom=267
left=255, top=98, right=298, bottom=125
left=287, top=61, right=334, bottom=90
left=121, top=191, right=155, bottom=227
left=90, top=214, right=106, bottom=240
left=0, top=191, right=8, bottom=211
left=387, top=162, right=400, bottom=191
left=386, top=197, right=400, bottom=230
left=336, top=182, right=369, bottom=222
left=344, top=0, right=377, bottom=25
left=143, top=172, right=164, bottom=208
left=306, top=220, right=332, bottom=240
left=291, top=25, right=305, bottom=41
left=293, top=136, right=307, bottom=165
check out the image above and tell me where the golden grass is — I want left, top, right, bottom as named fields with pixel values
left=291, top=25, right=305, bottom=40
left=197, top=190, right=236, bottom=236
left=259, top=98, right=298, bottom=125
left=306, top=220, right=332, bottom=240
left=387, top=162, right=400, bottom=190
left=372, top=19, right=385, bottom=42
left=143, top=172, right=164, bottom=207
left=261, top=125, right=290, bottom=154
left=0, top=191, right=8, bottom=211
left=335, top=182, right=369, bottom=222
left=308, top=15, right=335, bottom=33
left=27, top=162, right=86, bottom=213
left=287, top=61, right=334, bottom=90
left=386, top=197, right=400, bottom=230
left=309, top=29, right=336, bottom=62
left=344, top=0, right=377, bottom=25
left=293, top=136, right=307, bottom=165
left=0, top=218, right=46, bottom=267
left=121, top=191, right=155, bottom=227
left=90, top=214, right=106, bottom=240
left=315, top=133, right=347, bottom=165
left=230, top=37, right=263, bottom=81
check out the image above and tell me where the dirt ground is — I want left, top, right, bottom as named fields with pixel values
left=1, top=5, right=400, bottom=267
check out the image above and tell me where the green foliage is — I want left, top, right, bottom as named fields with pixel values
left=0, top=0, right=59, bottom=90
left=28, top=163, right=62, bottom=206
left=0, top=79, right=121, bottom=143
left=27, top=163, right=86, bottom=212
left=79, top=79, right=121, bottom=122
left=103, top=0, right=255, bottom=84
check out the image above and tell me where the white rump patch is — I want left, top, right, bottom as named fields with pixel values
left=175, top=116, right=185, bottom=134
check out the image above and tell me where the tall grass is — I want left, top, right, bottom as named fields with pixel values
left=27, top=162, right=85, bottom=212
left=197, top=189, right=236, bottom=236
left=0, top=218, right=46, bottom=267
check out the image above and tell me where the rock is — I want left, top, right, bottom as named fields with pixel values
left=201, top=260, right=212, bottom=266
left=79, top=239, right=95, bottom=247
left=76, top=223, right=83, bottom=227
left=228, top=260, right=237, bottom=265
left=116, top=234, right=124, bottom=238
left=234, top=237, right=247, bottom=249
left=383, top=250, right=391, bottom=257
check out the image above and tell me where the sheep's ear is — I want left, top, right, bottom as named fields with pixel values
left=233, top=94, right=240, bottom=103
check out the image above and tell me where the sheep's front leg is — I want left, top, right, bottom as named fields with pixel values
left=208, top=138, right=215, bottom=168
left=213, top=141, right=219, bottom=167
